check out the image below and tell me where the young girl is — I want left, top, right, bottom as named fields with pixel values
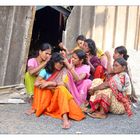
left=83, top=39, right=106, bottom=80
left=73, top=34, right=86, bottom=51
left=26, top=52, right=85, bottom=129
left=87, top=57, right=132, bottom=119
left=24, top=43, right=52, bottom=96
left=84, top=38, right=108, bottom=69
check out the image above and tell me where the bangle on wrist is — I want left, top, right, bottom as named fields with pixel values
left=94, top=87, right=98, bottom=91
left=55, top=81, right=58, bottom=86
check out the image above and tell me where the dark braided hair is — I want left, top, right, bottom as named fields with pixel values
left=115, top=46, right=129, bottom=60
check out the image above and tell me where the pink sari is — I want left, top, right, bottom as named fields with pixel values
left=66, top=65, right=92, bottom=106
left=46, top=66, right=92, bottom=106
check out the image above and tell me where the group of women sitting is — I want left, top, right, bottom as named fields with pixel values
left=24, top=35, right=137, bottom=129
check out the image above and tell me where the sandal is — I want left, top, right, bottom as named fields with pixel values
left=81, top=102, right=93, bottom=113
left=87, top=112, right=107, bottom=119
left=81, top=105, right=93, bottom=113
left=83, top=107, right=94, bottom=114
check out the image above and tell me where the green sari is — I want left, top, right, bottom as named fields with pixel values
left=24, top=72, right=36, bottom=96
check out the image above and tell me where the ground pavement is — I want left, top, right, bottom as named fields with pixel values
left=0, top=102, right=140, bottom=134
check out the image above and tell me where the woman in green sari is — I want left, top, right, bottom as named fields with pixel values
left=24, top=43, right=52, bottom=97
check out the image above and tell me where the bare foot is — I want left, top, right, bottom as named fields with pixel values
left=62, top=120, right=71, bottom=129
left=25, top=109, right=35, bottom=115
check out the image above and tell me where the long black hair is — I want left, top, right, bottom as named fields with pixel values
left=73, top=49, right=87, bottom=64
left=115, top=46, right=129, bottom=60
left=31, top=43, right=52, bottom=58
left=38, top=43, right=51, bottom=51
left=45, top=52, right=64, bottom=74
left=85, top=39, right=97, bottom=56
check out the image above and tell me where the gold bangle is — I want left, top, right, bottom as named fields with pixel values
left=94, top=87, right=98, bottom=91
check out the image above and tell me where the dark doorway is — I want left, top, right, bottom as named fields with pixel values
left=28, top=6, right=70, bottom=58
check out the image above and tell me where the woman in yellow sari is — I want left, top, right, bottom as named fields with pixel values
left=26, top=52, right=85, bottom=129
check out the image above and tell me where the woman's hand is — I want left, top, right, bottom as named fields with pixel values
left=46, top=54, right=51, bottom=62
left=58, top=42, right=65, bottom=49
left=34, top=81, right=42, bottom=87
left=42, top=56, right=51, bottom=66
left=63, top=58, right=74, bottom=70
left=105, top=51, right=111, bottom=61
left=88, top=88, right=95, bottom=95
left=35, top=80, right=48, bottom=89
left=39, top=82, right=49, bottom=89
left=63, top=58, right=69, bottom=65
left=57, top=81, right=64, bottom=86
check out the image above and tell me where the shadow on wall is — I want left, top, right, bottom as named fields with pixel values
left=69, top=6, right=108, bottom=42
left=94, top=7, right=108, bottom=28
left=87, top=7, right=108, bottom=36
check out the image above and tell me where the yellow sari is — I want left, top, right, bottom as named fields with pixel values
left=32, top=69, right=85, bottom=120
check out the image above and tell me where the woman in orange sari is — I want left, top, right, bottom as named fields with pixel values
left=26, top=52, right=85, bottom=129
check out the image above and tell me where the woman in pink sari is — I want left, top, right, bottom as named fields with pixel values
left=64, top=49, right=92, bottom=106
left=87, top=57, right=132, bottom=119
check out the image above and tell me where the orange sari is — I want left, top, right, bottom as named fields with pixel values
left=32, top=70, right=85, bottom=121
